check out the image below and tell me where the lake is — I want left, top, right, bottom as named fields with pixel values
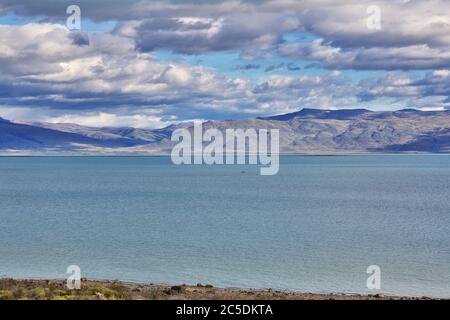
left=0, top=155, right=449, bottom=297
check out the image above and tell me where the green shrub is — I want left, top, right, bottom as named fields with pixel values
left=30, top=288, right=48, bottom=299
left=0, top=290, right=14, bottom=300
left=13, top=287, right=24, bottom=299
left=142, top=290, right=163, bottom=300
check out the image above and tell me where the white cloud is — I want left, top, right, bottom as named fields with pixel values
left=43, top=112, right=170, bottom=128
left=0, top=23, right=253, bottom=117
left=2, top=1, right=450, bottom=125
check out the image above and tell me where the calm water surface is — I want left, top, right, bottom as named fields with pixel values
left=0, top=155, right=449, bottom=297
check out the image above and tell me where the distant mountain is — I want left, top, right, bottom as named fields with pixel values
left=258, top=108, right=372, bottom=121
left=0, top=120, right=149, bottom=151
left=1, top=108, right=449, bottom=153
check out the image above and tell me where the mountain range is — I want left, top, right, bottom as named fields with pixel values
left=1, top=108, right=449, bottom=154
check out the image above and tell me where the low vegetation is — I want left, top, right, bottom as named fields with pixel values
left=0, top=278, right=431, bottom=300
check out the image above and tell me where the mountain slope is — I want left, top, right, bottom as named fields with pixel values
left=1, top=109, right=449, bottom=153
left=258, top=108, right=372, bottom=121
left=0, top=120, right=149, bottom=151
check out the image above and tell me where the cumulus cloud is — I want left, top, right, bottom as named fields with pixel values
left=0, top=23, right=254, bottom=122
left=44, top=112, right=171, bottom=128
left=251, top=71, right=357, bottom=111
left=2, top=1, right=450, bottom=125
left=358, top=73, right=419, bottom=101
left=279, top=39, right=450, bottom=70
left=2, top=0, right=450, bottom=74
left=0, top=21, right=373, bottom=122
left=3, top=0, right=450, bottom=70
left=129, top=13, right=293, bottom=54
left=357, top=70, right=450, bottom=109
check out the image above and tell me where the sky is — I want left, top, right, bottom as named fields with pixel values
left=0, top=0, right=450, bottom=128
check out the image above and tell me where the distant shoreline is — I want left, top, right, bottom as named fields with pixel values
left=0, top=278, right=441, bottom=300
left=0, top=152, right=448, bottom=157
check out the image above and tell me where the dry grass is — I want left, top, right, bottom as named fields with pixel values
left=0, top=278, right=434, bottom=300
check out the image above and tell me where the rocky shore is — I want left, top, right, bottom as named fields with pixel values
left=0, top=278, right=438, bottom=300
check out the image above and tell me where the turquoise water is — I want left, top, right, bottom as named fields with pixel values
left=0, top=155, right=449, bottom=297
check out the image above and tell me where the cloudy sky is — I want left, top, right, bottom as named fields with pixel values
left=1, top=0, right=450, bottom=128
